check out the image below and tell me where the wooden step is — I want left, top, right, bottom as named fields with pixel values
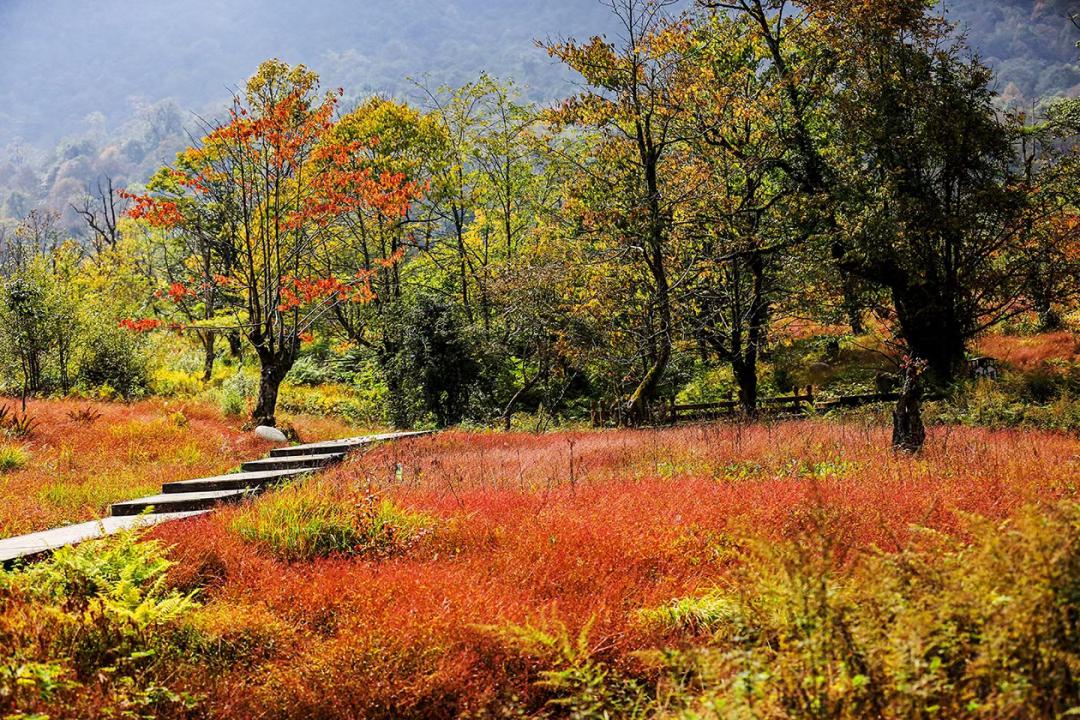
left=162, top=468, right=311, bottom=494
left=111, top=488, right=256, bottom=516
left=269, top=431, right=432, bottom=458
left=240, top=452, right=344, bottom=473
left=1, top=511, right=207, bottom=565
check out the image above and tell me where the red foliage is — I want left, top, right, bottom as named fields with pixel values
left=118, top=317, right=164, bottom=333
left=118, top=189, right=184, bottom=227
left=149, top=421, right=1079, bottom=718
left=977, top=330, right=1080, bottom=369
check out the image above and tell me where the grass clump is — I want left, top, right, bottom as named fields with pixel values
left=0, top=444, right=28, bottom=472
left=636, top=590, right=743, bottom=636
left=641, top=502, right=1080, bottom=719
left=0, top=527, right=200, bottom=718
left=486, top=616, right=651, bottom=719
left=231, top=479, right=433, bottom=562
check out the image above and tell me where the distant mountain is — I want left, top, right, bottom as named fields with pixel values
left=944, top=0, right=1080, bottom=105
left=0, top=0, right=1076, bottom=233
left=0, top=0, right=621, bottom=149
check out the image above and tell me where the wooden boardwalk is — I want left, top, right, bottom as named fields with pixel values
left=0, top=430, right=431, bottom=565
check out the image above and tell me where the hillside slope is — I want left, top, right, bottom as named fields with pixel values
left=0, top=0, right=1076, bottom=232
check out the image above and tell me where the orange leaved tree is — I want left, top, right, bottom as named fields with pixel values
left=126, top=60, right=418, bottom=426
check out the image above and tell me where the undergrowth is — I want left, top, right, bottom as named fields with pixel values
left=230, top=479, right=434, bottom=561
left=638, top=503, right=1080, bottom=719
left=0, top=527, right=201, bottom=718
left=0, top=444, right=28, bottom=472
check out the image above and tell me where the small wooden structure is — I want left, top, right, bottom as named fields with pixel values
left=590, top=385, right=928, bottom=428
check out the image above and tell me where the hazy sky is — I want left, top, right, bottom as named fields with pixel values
left=0, top=0, right=621, bottom=147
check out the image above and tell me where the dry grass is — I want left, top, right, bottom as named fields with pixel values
left=138, top=421, right=1079, bottom=718
left=0, top=397, right=364, bottom=538
left=977, top=330, right=1080, bottom=369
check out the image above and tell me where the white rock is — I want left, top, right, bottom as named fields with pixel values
left=255, top=425, right=288, bottom=443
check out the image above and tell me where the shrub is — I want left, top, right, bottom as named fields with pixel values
left=149, top=366, right=207, bottom=397
left=0, top=404, right=36, bottom=438
left=278, top=382, right=383, bottom=425
left=65, top=405, right=102, bottom=425
left=230, top=480, right=433, bottom=562
left=0, top=444, right=28, bottom=472
left=646, top=502, right=1080, bottom=719
left=285, top=353, right=338, bottom=386
left=385, top=294, right=481, bottom=428
left=485, top=617, right=651, bottom=718
left=636, top=590, right=742, bottom=635
left=0, top=527, right=200, bottom=717
left=77, top=321, right=148, bottom=399
left=184, top=601, right=297, bottom=672
left=219, top=371, right=256, bottom=417
left=928, top=379, right=1080, bottom=433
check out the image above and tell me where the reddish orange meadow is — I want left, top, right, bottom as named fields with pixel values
left=4, top=407, right=1080, bottom=718
left=0, top=398, right=358, bottom=538
left=141, top=421, right=1078, bottom=717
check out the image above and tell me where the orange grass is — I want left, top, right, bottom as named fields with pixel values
left=0, top=397, right=363, bottom=538
left=147, top=421, right=1079, bottom=718
left=977, top=330, right=1080, bottom=369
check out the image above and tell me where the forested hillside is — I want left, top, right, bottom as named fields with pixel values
left=0, top=0, right=622, bottom=232
left=1, top=0, right=1077, bottom=235
left=948, top=0, right=1080, bottom=103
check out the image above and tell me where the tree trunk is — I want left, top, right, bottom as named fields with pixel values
left=200, top=331, right=216, bottom=383
left=625, top=326, right=671, bottom=425
left=502, top=371, right=541, bottom=431
left=57, top=340, right=70, bottom=395
left=1036, top=302, right=1062, bottom=332
left=251, top=351, right=294, bottom=427
left=841, top=273, right=865, bottom=335
left=227, top=332, right=243, bottom=360
left=893, top=288, right=966, bottom=386
left=733, top=359, right=758, bottom=415
left=625, top=231, right=672, bottom=424
left=892, top=363, right=926, bottom=453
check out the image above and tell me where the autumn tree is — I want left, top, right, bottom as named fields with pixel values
left=705, top=0, right=1035, bottom=385
left=127, top=60, right=417, bottom=426
left=676, top=9, right=828, bottom=412
left=823, top=8, right=1026, bottom=383
left=422, top=77, right=565, bottom=422
left=317, top=96, right=434, bottom=425
left=547, top=0, right=691, bottom=421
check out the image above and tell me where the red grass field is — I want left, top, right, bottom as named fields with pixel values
left=977, top=330, right=1080, bottom=369
left=0, top=398, right=359, bottom=538
left=144, top=421, right=1079, bottom=718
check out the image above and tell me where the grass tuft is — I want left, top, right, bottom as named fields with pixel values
left=0, top=444, right=28, bottom=472
left=230, top=479, right=433, bottom=561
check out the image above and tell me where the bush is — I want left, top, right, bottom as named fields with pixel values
left=928, top=379, right=1080, bottom=433
left=385, top=295, right=481, bottom=428
left=0, top=404, right=36, bottom=439
left=0, top=527, right=200, bottom=717
left=219, top=370, right=257, bottom=417
left=230, top=479, right=433, bottom=562
left=285, top=353, right=338, bottom=386
left=277, top=382, right=383, bottom=424
left=485, top=617, right=650, bottom=718
left=77, top=322, right=148, bottom=399
left=0, top=444, right=28, bottom=472
left=644, top=502, right=1080, bottom=718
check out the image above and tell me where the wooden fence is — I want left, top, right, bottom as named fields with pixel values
left=590, top=387, right=908, bottom=428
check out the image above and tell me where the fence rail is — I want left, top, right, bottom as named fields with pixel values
left=590, top=387, right=908, bottom=428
